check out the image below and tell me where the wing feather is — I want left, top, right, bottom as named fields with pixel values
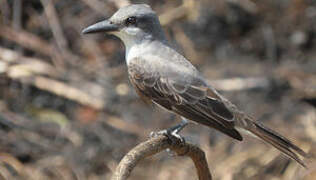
left=128, top=58, right=242, bottom=140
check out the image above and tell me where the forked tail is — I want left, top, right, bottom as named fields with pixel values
left=243, top=117, right=308, bottom=168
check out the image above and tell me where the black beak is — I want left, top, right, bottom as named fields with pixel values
left=82, top=20, right=119, bottom=34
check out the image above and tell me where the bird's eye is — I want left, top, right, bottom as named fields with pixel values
left=125, top=17, right=137, bottom=26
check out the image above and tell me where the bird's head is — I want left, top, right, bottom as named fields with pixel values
left=82, top=4, right=166, bottom=47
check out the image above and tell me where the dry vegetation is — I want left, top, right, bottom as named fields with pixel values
left=0, top=0, right=316, bottom=179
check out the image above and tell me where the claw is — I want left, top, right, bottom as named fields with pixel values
left=149, top=118, right=189, bottom=143
left=171, top=130, right=185, bottom=143
left=149, top=119, right=190, bottom=157
left=149, top=129, right=168, bottom=138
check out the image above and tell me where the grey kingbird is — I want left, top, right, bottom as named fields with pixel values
left=82, top=4, right=308, bottom=167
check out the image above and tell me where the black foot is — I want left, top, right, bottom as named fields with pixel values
left=150, top=118, right=189, bottom=143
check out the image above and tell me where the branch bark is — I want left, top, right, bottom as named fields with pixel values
left=111, top=135, right=212, bottom=180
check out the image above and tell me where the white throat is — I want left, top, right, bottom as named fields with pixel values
left=112, top=30, right=154, bottom=65
left=125, top=40, right=151, bottom=65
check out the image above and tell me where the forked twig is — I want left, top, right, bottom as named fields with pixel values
left=111, top=135, right=212, bottom=180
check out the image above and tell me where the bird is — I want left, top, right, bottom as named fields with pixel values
left=82, top=4, right=308, bottom=167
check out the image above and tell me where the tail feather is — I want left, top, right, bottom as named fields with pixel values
left=244, top=118, right=308, bottom=168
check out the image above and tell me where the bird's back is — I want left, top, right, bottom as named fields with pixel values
left=127, top=40, right=201, bottom=84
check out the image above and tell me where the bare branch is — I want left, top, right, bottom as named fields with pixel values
left=40, top=0, right=68, bottom=52
left=159, top=0, right=195, bottom=26
left=80, top=0, right=113, bottom=15
left=112, top=135, right=212, bottom=180
left=0, top=47, right=106, bottom=109
left=0, top=26, right=55, bottom=56
left=110, top=0, right=131, bottom=8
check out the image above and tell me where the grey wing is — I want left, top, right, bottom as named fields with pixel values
left=128, top=58, right=243, bottom=141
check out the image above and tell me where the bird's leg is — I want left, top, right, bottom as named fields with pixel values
left=149, top=118, right=189, bottom=156
left=168, top=118, right=189, bottom=140
left=150, top=118, right=189, bottom=142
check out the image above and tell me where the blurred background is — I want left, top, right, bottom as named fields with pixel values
left=0, top=0, right=315, bottom=179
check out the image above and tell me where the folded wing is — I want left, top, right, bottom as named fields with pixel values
left=128, top=58, right=243, bottom=140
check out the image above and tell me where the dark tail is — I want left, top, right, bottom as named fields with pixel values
left=244, top=118, right=308, bottom=168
